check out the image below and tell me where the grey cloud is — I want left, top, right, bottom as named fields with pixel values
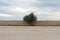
left=0, top=0, right=60, bottom=20
left=32, top=0, right=60, bottom=8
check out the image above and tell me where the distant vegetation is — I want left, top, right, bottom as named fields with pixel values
left=23, top=12, right=37, bottom=26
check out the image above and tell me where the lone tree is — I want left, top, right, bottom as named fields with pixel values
left=23, top=12, right=37, bottom=25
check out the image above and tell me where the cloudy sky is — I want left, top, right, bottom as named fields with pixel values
left=0, top=0, right=60, bottom=21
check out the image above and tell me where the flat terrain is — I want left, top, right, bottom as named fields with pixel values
left=0, top=26, right=60, bottom=40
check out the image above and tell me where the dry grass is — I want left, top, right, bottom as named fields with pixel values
left=0, top=21, right=60, bottom=26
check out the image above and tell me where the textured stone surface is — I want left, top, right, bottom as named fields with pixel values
left=0, top=26, right=60, bottom=40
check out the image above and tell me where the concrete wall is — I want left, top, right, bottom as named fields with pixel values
left=0, top=21, right=60, bottom=26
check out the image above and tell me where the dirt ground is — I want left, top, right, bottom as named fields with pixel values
left=0, top=26, right=60, bottom=40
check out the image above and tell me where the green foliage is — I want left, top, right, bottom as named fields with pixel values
left=23, top=12, right=37, bottom=25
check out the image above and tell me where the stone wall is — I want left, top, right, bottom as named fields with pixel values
left=0, top=21, right=60, bottom=26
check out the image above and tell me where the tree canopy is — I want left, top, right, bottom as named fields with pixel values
left=23, top=12, right=37, bottom=25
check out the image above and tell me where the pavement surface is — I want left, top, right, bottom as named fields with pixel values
left=0, top=26, right=60, bottom=40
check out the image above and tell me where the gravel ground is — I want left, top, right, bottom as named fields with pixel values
left=0, top=26, right=60, bottom=40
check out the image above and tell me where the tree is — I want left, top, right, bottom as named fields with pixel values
left=23, top=12, right=37, bottom=26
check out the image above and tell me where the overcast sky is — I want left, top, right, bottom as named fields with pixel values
left=0, top=0, right=60, bottom=21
